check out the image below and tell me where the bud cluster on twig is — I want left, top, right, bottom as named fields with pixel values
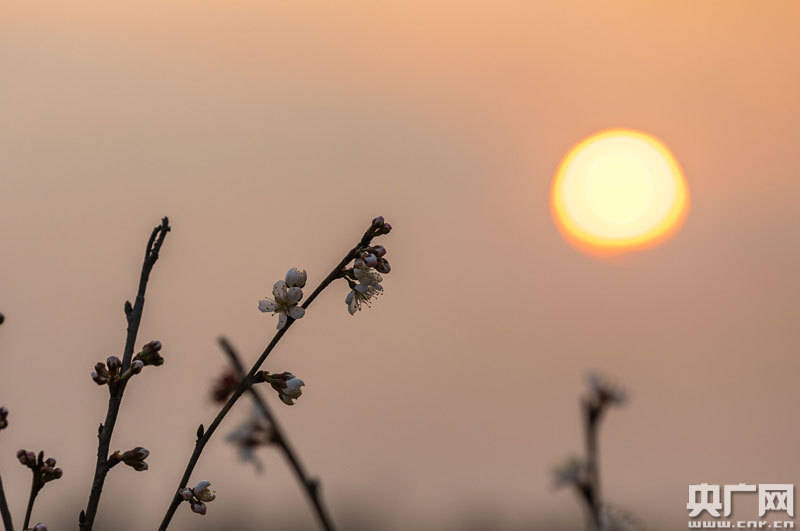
left=179, top=480, right=216, bottom=516
left=91, top=341, right=164, bottom=386
left=17, top=450, right=63, bottom=487
left=108, top=447, right=150, bottom=471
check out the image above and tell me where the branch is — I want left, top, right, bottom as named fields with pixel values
left=0, top=473, right=13, bottom=531
left=21, top=478, right=39, bottom=531
left=218, top=337, right=336, bottom=531
left=582, top=404, right=602, bottom=530
left=79, top=217, right=171, bottom=531
left=158, top=218, right=388, bottom=530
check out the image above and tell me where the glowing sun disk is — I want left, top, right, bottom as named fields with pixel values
left=551, top=129, right=689, bottom=255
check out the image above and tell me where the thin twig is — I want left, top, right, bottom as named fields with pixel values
left=218, top=336, right=336, bottom=531
left=0, top=473, right=13, bottom=531
left=158, top=221, right=383, bottom=530
left=79, top=217, right=171, bottom=530
left=582, top=405, right=602, bottom=530
left=21, top=479, right=39, bottom=531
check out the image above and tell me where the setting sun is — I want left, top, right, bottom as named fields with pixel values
left=551, top=129, right=689, bottom=255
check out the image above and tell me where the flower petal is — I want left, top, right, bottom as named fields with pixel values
left=288, top=305, right=305, bottom=320
left=277, top=312, right=288, bottom=330
left=287, top=287, right=303, bottom=304
left=258, top=299, right=276, bottom=313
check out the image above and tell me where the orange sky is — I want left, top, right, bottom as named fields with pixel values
left=1, top=1, right=799, bottom=529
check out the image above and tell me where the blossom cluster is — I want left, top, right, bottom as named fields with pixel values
left=180, top=480, right=216, bottom=516
left=259, top=268, right=307, bottom=330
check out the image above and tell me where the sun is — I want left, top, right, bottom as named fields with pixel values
left=550, top=129, right=689, bottom=256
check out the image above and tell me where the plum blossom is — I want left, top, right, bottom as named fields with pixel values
left=345, top=259, right=383, bottom=315
left=259, top=270, right=307, bottom=329
left=225, top=406, right=274, bottom=472
left=259, top=371, right=305, bottom=405
left=181, top=480, right=217, bottom=516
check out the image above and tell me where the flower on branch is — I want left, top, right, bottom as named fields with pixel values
left=342, top=217, right=393, bottom=315
left=584, top=371, right=626, bottom=425
left=225, top=406, right=275, bottom=472
left=259, top=269, right=307, bottom=329
left=180, top=480, right=216, bottom=516
left=0, top=406, right=8, bottom=430
left=110, top=447, right=150, bottom=471
left=17, top=450, right=63, bottom=487
left=256, top=371, right=305, bottom=405
left=552, top=456, right=590, bottom=491
left=211, top=368, right=241, bottom=404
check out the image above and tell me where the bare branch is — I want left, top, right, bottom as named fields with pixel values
left=79, top=217, right=171, bottom=530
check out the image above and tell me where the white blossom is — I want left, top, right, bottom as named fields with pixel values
left=259, top=275, right=306, bottom=329
left=278, top=375, right=305, bottom=405
left=225, top=407, right=273, bottom=472
left=345, top=261, right=383, bottom=315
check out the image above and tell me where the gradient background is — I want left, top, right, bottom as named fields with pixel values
left=1, top=1, right=799, bottom=529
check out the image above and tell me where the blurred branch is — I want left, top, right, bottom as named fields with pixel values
left=0, top=473, right=13, bottom=531
left=79, top=217, right=171, bottom=531
left=218, top=336, right=336, bottom=531
left=158, top=218, right=388, bottom=530
left=582, top=404, right=602, bottom=530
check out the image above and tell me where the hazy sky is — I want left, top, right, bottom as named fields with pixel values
left=2, top=1, right=799, bottom=529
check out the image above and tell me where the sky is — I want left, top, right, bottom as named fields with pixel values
left=1, top=1, right=799, bottom=529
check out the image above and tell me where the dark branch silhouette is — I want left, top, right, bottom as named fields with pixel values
left=158, top=218, right=389, bottom=530
left=79, top=217, right=171, bottom=530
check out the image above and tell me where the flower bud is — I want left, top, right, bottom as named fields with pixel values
left=380, top=222, right=392, bottom=234
left=44, top=457, right=56, bottom=468
left=363, top=253, right=378, bottom=267
left=142, top=340, right=162, bottom=354
left=130, top=360, right=144, bottom=375
left=190, top=501, right=207, bottom=515
left=106, top=356, right=122, bottom=373
left=180, top=488, right=193, bottom=501
left=375, top=259, right=391, bottom=274
left=193, top=480, right=216, bottom=502
left=32, top=523, right=47, bottom=531
left=212, top=370, right=240, bottom=403
left=285, top=268, right=307, bottom=288
left=371, top=245, right=387, bottom=257
left=371, top=216, right=385, bottom=228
